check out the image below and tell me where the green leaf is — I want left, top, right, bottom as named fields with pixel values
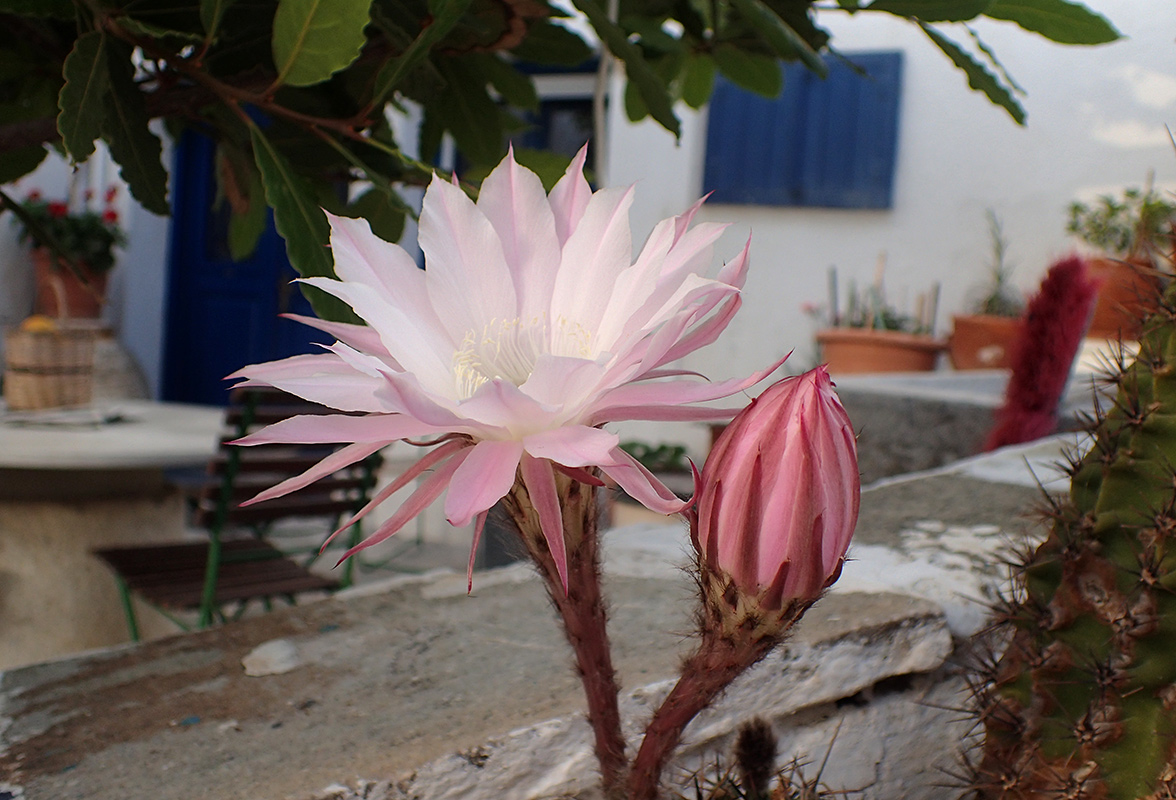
left=623, top=79, right=648, bottom=122
left=572, top=0, right=680, bottom=138
left=0, top=68, right=59, bottom=119
left=985, top=0, right=1120, bottom=44
left=866, top=0, right=992, bottom=21
left=510, top=20, right=594, bottom=66
left=431, top=57, right=505, bottom=165
left=681, top=52, right=715, bottom=109
left=215, top=144, right=268, bottom=261
left=272, top=0, right=372, bottom=87
left=249, top=124, right=355, bottom=322
left=371, top=0, right=472, bottom=105
left=920, top=23, right=1025, bottom=125
left=623, top=17, right=684, bottom=54
left=314, top=130, right=424, bottom=214
left=347, top=189, right=406, bottom=244
left=0, top=0, right=73, bottom=18
left=713, top=43, right=782, bottom=97
left=686, top=0, right=714, bottom=33
left=728, top=0, right=826, bottom=77
left=57, top=31, right=109, bottom=163
left=228, top=200, right=267, bottom=261
left=115, top=17, right=205, bottom=44
left=201, top=0, right=237, bottom=36
left=102, top=42, right=170, bottom=214
left=966, top=25, right=1025, bottom=96
left=418, top=105, right=444, bottom=162
left=0, top=144, right=47, bottom=184
left=478, top=54, right=539, bottom=110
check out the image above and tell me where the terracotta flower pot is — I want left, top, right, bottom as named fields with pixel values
left=816, top=328, right=945, bottom=374
left=948, top=314, right=1022, bottom=370
left=32, top=247, right=107, bottom=319
left=1085, top=256, right=1160, bottom=340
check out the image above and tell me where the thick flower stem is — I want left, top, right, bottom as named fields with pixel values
left=503, top=477, right=629, bottom=799
left=627, top=628, right=775, bottom=800
left=546, top=528, right=628, bottom=797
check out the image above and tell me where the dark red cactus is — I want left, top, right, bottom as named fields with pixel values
left=984, top=254, right=1102, bottom=451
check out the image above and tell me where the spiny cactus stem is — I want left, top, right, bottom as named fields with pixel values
left=502, top=476, right=629, bottom=799
left=628, top=627, right=779, bottom=800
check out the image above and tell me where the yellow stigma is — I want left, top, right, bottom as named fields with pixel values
left=452, top=315, right=593, bottom=400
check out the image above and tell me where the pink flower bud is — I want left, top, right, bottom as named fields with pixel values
left=694, top=366, right=859, bottom=609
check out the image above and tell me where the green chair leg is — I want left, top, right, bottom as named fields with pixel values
left=114, top=576, right=141, bottom=642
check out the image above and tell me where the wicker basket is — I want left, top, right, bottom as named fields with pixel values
left=4, top=327, right=97, bottom=410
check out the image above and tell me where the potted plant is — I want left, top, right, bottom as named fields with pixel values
left=810, top=258, right=945, bottom=374
left=7, top=186, right=125, bottom=319
left=1066, top=180, right=1175, bottom=338
left=949, top=210, right=1025, bottom=370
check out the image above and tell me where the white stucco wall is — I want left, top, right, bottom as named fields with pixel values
left=605, top=0, right=1176, bottom=383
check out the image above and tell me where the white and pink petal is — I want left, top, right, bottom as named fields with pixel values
left=550, top=185, right=635, bottom=334
left=478, top=150, right=562, bottom=321
left=228, top=353, right=388, bottom=413
left=523, top=425, right=619, bottom=467
left=298, top=277, right=455, bottom=397
left=419, top=175, right=519, bottom=342
left=547, top=146, right=592, bottom=246
left=444, top=439, right=525, bottom=526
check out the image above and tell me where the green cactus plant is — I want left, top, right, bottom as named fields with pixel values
left=973, top=277, right=1176, bottom=798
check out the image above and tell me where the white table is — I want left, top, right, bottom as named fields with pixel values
left=0, top=401, right=224, bottom=668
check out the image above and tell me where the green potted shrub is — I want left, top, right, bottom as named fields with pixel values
left=810, top=259, right=945, bottom=374
left=949, top=211, right=1025, bottom=370
left=1066, top=180, right=1175, bottom=338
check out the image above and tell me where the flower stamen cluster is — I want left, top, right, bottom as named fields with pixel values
left=452, top=314, right=596, bottom=399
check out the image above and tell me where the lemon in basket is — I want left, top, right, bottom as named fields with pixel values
left=19, top=315, right=58, bottom=333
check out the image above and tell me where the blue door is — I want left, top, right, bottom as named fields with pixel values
left=162, top=132, right=326, bottom=405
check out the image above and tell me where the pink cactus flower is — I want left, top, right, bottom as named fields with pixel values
left=694, top=366, right=860, bottom=608
left=230, top=148, right=778, bottom=588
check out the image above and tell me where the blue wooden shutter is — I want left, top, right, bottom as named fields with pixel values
left=703, top=51, right=903, bottom=209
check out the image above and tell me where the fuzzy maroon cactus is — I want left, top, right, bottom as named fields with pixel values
left=984, top=254, right=1101, bottom=451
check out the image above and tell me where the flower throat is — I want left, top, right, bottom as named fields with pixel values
left=453, top=315, right=593, bottom=399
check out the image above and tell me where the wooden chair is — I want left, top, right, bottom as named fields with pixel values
left=94, top=387, right=381, bottom=640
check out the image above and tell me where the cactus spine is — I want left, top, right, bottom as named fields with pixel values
left=976, top=277, right=1176, bottom=799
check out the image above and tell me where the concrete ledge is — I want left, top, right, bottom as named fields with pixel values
left=0, top=435, right=1074, bottom=800
left=832, top=370, right=1092, bottom=482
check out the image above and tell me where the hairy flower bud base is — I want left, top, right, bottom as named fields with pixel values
left=697, top=561, right=814, bottom=645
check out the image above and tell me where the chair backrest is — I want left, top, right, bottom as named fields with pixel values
left=194, top=387, right=381, bottom=538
